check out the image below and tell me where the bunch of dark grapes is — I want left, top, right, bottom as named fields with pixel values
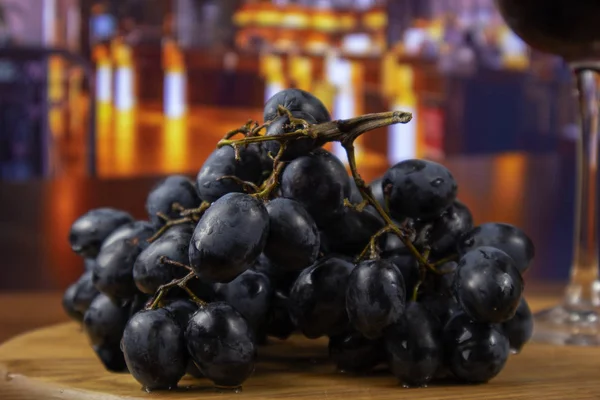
left=62, top=88, right=535, bottom=392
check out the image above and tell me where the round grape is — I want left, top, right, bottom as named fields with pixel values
left=264, top=290, right=296, bottom=340
left=289, top=256, right=355, bottom=338
left=101, top=220, right=155, bottom=252
left=63, top=282, right=84, bottom=322
left=146, top=175, right=201, bottom=228
left=69, top=208, right=134, bottom=258
left=263, top=198, right=320, bottom=272
left=385, top=254, right=419, bottom=300
left=264, top=114, right=318, bottom=161
left=453, top=246, right=523, bottom=323
left=134, top=228, right=193, bottom=295
left=263, top=88, right=331, bottom=124
left=443, top=313, right=509, bottom=383
left=458, top=222, right=535, bottom=273
left=501, top=297, right=533, bottom=354
left=281, top=149, right=350, bottom=226
left=196, top=145, right=263, bottom=203
left=415, top=200, right=473, bottom=258
left=189, top=193, right=269, bottom=283
left=346, top=259, right=406, bottom=339
left=382, top=159, right=457, bottom=221
left=328, top=331, right=384, bottom=374
left=93, top=238, right=143, bottom=301
left=72, top=270, right=100, bottom=315
left=186, top=302, right=256, bottom=388
left=122, top=308, right=188, bottom=391
left=385, top=302, right=441, bottom=387
left=213, top=269, right=272, bottom=334
left=321, top=205, right=384, bottom=257
left=83, top=293, right=130, bottom=372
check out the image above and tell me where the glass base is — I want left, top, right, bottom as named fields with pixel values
left=533, top=304, right=600, bottom=346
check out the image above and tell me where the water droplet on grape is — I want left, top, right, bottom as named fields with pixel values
left=430, top=178, right=444, bottom=187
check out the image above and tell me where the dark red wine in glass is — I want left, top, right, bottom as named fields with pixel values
left=496, top=0, right=600, bottom=345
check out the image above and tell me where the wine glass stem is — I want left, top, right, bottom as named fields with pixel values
left=566, top=68, right=600, bottom=307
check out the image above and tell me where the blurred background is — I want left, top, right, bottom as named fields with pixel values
left=0, top=0, right=578, bottom=292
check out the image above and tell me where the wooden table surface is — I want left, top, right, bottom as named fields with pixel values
left=3, top=288, right=600, bottom=400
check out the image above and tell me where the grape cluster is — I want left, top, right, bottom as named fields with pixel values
left=63, top=88, right=534, bottom=392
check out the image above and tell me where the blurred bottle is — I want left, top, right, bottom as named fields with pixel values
left=111, top=37, right=135, bottom=112
left=162, top=37, right=187, bottom=119
left=261, top=53, right=287, bottom=104
left=387, top=64, right=418, bottom=164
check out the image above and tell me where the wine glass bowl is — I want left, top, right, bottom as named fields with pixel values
left=496, top=0, right=600, bottom=62
left=495, top=0, right=600, bottom=346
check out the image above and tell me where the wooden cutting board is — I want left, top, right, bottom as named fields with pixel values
left=1, top=318, right=599, bottom=400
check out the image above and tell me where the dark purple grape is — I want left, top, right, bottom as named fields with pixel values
left=321, top=205, right=384, bottom=257
left=348, top=176, right=363, bottom=204
left=415, top=200, right=473, bottom=257
left=164, top=299, right=199, bottom=328
left=163, top=299, right=203, bottom=378
left=195, top=146, right=263, bottom=203
left=263, top=88, right=331, bottom=123
left=265, top=290, right=296, bottom=340
left=281, top=150, right=350, bottom=226
left=251, top=253, right=299, bottom=294
left=213, top=269, right=272, bottom=334
left=385, top=302, right=441, bottom=387
left=134, top=228, right=193, bottom=295
left=458, top=222, right=535, bottom=273
left=385, top=254, right=419, bottom=300
left=253, top=144, right=274, bottom=181
left=264, top=114, right=318, bottom=161
left=84, top=258, right=97, bottom=271
left=328, top=331, right=384, bottom=374
left=369, top=178, right=386, bottom=210
left=186, top=302, right=256, bottom=388
left=453, top=247, right=523, bottom=323
left=289, top=256, right=355, bottom=338
left=93, top=238, right=143, bottom=301
left=437, top=261, right=458, bottom=296
left=501, top=297, right=533, bottom=353
left=122, top=309, right=188, bottom=391
left=346, top=259, right=406, bottom=339
left=146, top=175, right=201, bottom=229
left=382, top=159, right=457, bottom=221
left=263, top=198, right=320, bottom=272
left=72, top=270, right=100, bottom=315
left=63, top=282, right=84, bottom=322
left=101, top=220, right=155, bottom=252
left=443, top=313, right=509, bottom=383
left=69, top=208, right=134, bottom=258
left=420, top=292, right=462, bottom=328
left=128, top=293, right=151, bottom=319
left=83, top=293, right=130, bottom=372
left=189, top=193, right=269, bottom=284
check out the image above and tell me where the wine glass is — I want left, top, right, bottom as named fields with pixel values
left=495, top=0, right=600, bottom=346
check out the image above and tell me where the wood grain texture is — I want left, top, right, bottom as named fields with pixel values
left=0, top=295, right=598, bottom=400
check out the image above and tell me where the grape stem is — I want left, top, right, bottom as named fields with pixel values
left=146, top=270, right=207, bottom=310
left=253, top=143, right=287, bottom=200
left=356, top=226, right=393, bottom=261
left=218, top=176, right=260, bottom=193
left=147, top=216, right=193, bottom=243
left=217, top=111, right=413, bottom=149
left=432, top=254, right=459, bottom=268
left=159, top=256, right=193, bottom=271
